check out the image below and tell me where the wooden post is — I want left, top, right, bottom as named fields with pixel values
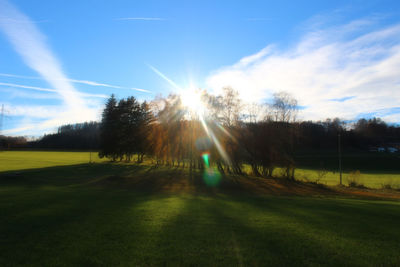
left=338, top=133, right=342, bottom=185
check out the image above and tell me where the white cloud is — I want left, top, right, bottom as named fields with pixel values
left=3, top=104, right=62, bottom=119
left=0, top=0, right=86, bottom=110
left=206, top=18, right=400, bottom=123
left=0, top=0, right=103, bottom=135
left=0, top=2, right=154, bottom=135
left=1, top=103, right=102, bottom=135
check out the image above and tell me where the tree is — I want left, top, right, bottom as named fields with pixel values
left=245, top=102, right=266, bottom=123
left=99, top=95, right=119, bottom=160
left=219, top=87, right=243, bottom=127
left=34, top=122, right=100, bottom=150
left=268, top=92, right=299, bottom=179
left=271, top=91, right=298, bottom=123
left=136, top=101, right=155, bottom=162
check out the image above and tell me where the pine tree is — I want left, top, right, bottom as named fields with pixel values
left=99, top=94, right=119, bottom=160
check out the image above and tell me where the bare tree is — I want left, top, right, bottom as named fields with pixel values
left=268, top=92, right=299, bottom=179
left=219, top=87, right=243, bottom=126
left=271, top=91, right=298, bottom=122
left=245, top=102, right=265, bottom=123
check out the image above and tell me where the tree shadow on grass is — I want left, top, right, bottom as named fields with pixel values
left=126, top=194, right=400, bottom=266
left=1, top=162, right=400, bottom=266
left=208, top=195, right=400, bottom=266
left=2, top=162, right=397, bottom=203
left=0, top=184, right=179, bottom=266
left=0, top=162, right=149, bottom=188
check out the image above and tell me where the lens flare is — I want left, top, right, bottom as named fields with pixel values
left=201, top=152, right=221, bottom=186
left=202, top=152, right=210, bottom=167
left=199, top=118, right=231, bottom=165
left=203, top=167, right=221, bottom=187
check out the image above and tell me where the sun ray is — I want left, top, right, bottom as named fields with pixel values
left=147, top=64, right=182, bottom=91
left=199, top=115, right=231, bottom=165
left=146, top=63, right=231, bottom=164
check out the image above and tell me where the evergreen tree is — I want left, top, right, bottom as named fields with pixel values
left=99, top=94, right=119, bottom=160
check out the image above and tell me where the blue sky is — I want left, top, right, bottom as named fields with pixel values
left=1, top=0, right=400, bottom=136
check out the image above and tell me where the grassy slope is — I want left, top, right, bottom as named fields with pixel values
left=1, top=152, right=400, bottom=266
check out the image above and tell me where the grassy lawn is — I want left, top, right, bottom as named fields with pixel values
left=1, top=151, right=400, bottom=266
left=0, top=151, right=106, bottom=172
left=294, top=150, right=400, bottom=188
left=293, top=168, right=400, bottom=188
left=1, top=151, right=400, bottom=188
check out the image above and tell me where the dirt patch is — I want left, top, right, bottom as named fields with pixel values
left=334, top=186, right=400, bottom=200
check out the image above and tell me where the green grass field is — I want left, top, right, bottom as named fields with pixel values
left=294, top=150, right=400, bottom=188
left=1, top=151, right=400, bottom=266
left=293, top=168, right=400, bottom=188
left=3, top=150, right=398, bottom=188
left=0, top=151, right=106, bottom=172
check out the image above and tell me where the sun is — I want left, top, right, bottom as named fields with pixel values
left=180, top=87, right=205, bottom=115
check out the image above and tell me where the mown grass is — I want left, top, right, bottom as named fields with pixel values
left=293, top=168, right=400, bottom=188
left=1, top=151, right=400, bottom=266
left=293, top=150, right=400, bottom=188
left=0, top=151, right=107, bottom=172
left=1, top=151, right=400, bottom=188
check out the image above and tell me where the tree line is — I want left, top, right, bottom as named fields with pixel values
left=96, top=88, right=400, bottom=178
left=96, top=88, right=301, bottom=177
left=2, top=87, right=400, bottom=179
left=99, top=96, right=153, bottom=161
left=0, top=122, right=100, bottom=150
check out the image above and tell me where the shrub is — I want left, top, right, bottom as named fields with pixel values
left=381, top=180, right=400, bottom=190
left=381, top=183, right=393, bottom=190
left=347, top=170, right=365, bottom=188
left=315, top=168, right=328, bottom=183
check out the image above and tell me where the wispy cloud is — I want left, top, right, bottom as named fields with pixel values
left=0, top=82, right=56, bottom=93
left=0, top=73, right=152, bottom=93
left=329, top=96, right=356, bottom=102
left=131, top=87, right=151, bottom=93
left=0, top=17, right=49, bottom=24
left=0, top=87, right=59, bottom=100
left=0, top=1, right=153, bottom=135
left=206, top=17, right=400, bottom=123
left=0, top=0, right=100, bottom=134
left=0, top=0, right=86, bottom=110
left=245, top=18, right=274, bottom=21
left=0, top=82, right=108, bottom=98
left=1, top=101, right=103, bottom=136
left=116, top=17, right=165, bottom=21
left=2, top=103, right=62, bottom=119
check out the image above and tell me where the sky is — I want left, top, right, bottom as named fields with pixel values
left=1, top=0, right=400, bottom=136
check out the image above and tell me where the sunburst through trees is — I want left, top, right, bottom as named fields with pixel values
left=99, top=88, right=299, bottom=181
